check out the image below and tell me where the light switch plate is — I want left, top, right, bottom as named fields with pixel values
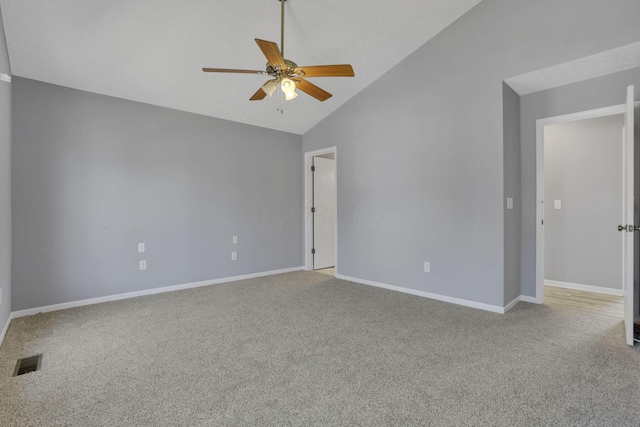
left=507, top=197, right=513, bottom=210
left=554, top=200, right=562, bottom=210
left=233, top=236, right=238, bottom=244
left=231, top=252, right=237, bottom=261
left=424, top=262, right=430, bottom=273
left=138, top=243, right=145, bottom=253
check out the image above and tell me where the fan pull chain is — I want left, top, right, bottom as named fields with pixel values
left=276, top=86, right=285, bottom=115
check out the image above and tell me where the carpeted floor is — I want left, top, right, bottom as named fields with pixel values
left=0, top=271, right=639, bottom=426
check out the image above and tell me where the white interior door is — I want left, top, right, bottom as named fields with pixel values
left=313, top=157, right=336, bottom=270
left=623, top=85, right=635, bottom=346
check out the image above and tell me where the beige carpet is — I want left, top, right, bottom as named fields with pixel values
left=0, top=271, right=639, bottom=426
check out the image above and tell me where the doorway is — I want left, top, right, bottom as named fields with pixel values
left=304, top=147, right=337, bottom=275
left=541, top=113, right=625, bottom=318
left=534, top=87, right=638, bottom=345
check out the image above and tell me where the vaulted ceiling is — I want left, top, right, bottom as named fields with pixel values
left=0, top=0, right=481, bottom=134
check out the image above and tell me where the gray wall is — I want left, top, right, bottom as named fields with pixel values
left=0, top=5, right=11, bottom=329
left=303, top=0, right=640, bottom=307
left=12, top=77, right=303, bottom=311
left=0, top=5, right=8, bottom=75
left=520, top=68, right=640, bottom=299
left=543, top=115, right=624, bottom=290
left=503, top=83, right=521, bottom=304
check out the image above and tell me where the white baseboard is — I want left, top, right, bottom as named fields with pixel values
left=545, top=280, right=623, bottom=296
left=503, top=296, right=521, bottom=313
left=504, top=295, right=544, bottom=311
left=336, top=274, right=508, bottom=314
left=520, top=295, right=541, bottom=304
left=10, top=266, right=304, bottom=320
left=0, top=314, right=11, bottom=349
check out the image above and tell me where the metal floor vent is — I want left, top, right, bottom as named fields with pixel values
left=13, top=354, right=43, bottom=377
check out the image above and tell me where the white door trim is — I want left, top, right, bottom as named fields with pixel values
left=304, top=147, right=338, bottom=272
left=534, top=103, right=635, bottom=303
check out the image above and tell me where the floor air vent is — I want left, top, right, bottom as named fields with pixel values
left=13, top=354, right=43, bottom=377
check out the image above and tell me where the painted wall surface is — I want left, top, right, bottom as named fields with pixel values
left=0, top=5, right=11, bottom=330
left=520, top=68, right=640, bottom=299
left=303, top=0, right=640, bottom=307
left=0, top=5, right=8, bottom=75
left=544, top=115, right=624, bottom=290
left=503, top=83, right=521, bottom=305
left=12, top=78, right=303, bottom=311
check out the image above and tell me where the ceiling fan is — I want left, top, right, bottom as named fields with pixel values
left=202, top=0, right=354, bottom=102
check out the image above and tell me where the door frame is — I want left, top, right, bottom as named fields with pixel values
left=304, top=147, right=338, bottom=272
left=534, top=103, right=636, bottom=303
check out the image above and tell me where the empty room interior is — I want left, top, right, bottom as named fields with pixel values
left=0, top=0, right=640, bottom=425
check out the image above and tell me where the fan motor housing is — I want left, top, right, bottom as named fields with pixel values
left=266, top=59, right=299, bottom=79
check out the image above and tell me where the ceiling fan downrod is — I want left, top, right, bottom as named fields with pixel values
left=280, top=0, right=285, bottom=58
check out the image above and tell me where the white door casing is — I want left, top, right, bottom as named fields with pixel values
left=304, top=147, right=337, bottom=272
left=535, top=100, right=640, bottom=345
left=536, top=104, right=628, bottom=304
left=313, top=157, right=336, bottom=270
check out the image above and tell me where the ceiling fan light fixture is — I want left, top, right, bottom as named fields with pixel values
left=280, top=78, right=296, bottom=94
left=285, top=91, right=298, bottom=101
left=202, top=0, right=354, bottom=103
left=262, top=80, right=278, bottom=97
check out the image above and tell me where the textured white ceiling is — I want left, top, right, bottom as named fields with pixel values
left=505, top=41, right=640, bottom=96
left=0, top=0, right=481, bottom=134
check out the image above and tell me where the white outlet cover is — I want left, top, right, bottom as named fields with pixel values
left=554, top=200, right=562, bottom=210
left=233, top=236, right=238, bottom=244
left=139, top=260, right=147, bottom=270
left=138, top=243, right=145, bottom=253
left=231, top=252, right=237, bottom=261
left=507, top=197, right=514, bottom=210
left=424, top=262, right=430, bottom=273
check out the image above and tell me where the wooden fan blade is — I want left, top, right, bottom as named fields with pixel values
left=293, top=78, right=332, bottom=102
left=294, top=64, right=355, bottom=78
left=202, top=68, right=265, bottom=74
left=255, top=39, right=286, bottom=68
left=250, top=88, right=268, bottom=101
